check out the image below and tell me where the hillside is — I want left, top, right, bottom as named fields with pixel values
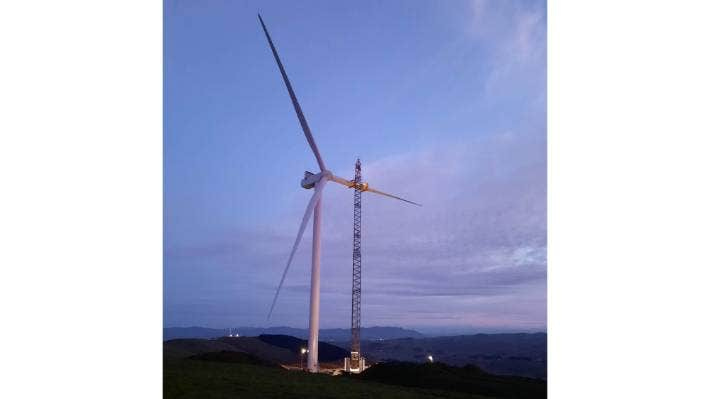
left=165, top=332, right=547, bottom=379
left=164, top=335, right=349, bottom=365
left=257, top=334, right=349, bottom=362
left=164, top=344, right=546, bottom=398
left=358, top=361, right=546, bottom=399
left=165, top=336, right=296, bottom=364
left=163, top=338, right=244, bottom=360
left=165, top=356, right=486, bottom=399
left=189, top=350, right=279, bottom=367
left=164, top=336, right=494, bottom=398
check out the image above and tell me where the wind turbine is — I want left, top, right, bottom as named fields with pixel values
left=258, top=14, right=420, bottom=373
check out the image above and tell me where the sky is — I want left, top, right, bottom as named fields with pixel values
left=164, top=0, right=546, bottom=333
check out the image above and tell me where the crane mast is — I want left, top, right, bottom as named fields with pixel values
left=345, top=158, right=365, bottom=372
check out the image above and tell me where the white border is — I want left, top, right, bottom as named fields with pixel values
left=549, top=0, right=710, bottom=397
left=0, top=1, right=162, bottom=397
left=2, top=1, right=710, bottom=397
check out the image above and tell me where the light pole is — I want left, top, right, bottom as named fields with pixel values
left=300, top=348, right=307, bottom=370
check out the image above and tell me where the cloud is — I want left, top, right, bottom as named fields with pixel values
left=467, top=0, right=547, bottom=99
left=165, top=125, right=546, bottom=329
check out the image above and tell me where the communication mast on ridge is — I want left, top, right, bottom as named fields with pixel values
left=345, top=159, right=366, bottom=373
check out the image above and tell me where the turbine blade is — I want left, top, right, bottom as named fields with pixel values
left=365, top=186, right=422, bottom=207
left=329, top=174, right=354, bottom=188
left=329, top=173, right=421, bottom=206
left=267, top=178, right=328, bottom=319
left=258, top=14, right=327, bottom=171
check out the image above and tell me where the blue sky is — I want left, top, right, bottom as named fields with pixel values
left=164, top=0, right=546, bottom=332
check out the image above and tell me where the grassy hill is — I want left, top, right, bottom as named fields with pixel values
left=164, top=357, right=487, bottom=399
left=163, top=339, right=244, bottom=360
left=164, top=336, right=547, bottom=398
left=358, top=361, right=546, bottom=399
left=188, top=350, right=279, bottom=367
left=215, top=336, right=297, bottom=363
left=257, top=334, right=349, bottom=362
left=164, top=335, right=348, bottom=365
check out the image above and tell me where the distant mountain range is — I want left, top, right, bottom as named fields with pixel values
left=164, top=326, right=425, bottom=341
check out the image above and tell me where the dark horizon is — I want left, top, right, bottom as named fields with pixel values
left=164, top=324, right=547, bottom=335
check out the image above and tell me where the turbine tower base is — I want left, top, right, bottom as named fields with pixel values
left=344, top=354, right=366, bottom=374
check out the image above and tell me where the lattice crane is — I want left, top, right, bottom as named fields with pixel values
left=347, top=159, right=364, bottom=372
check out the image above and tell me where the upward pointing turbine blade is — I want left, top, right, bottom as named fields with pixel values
left=267, top=178, right=328, bottom=320
left=258, top=14, right=327, bottom=172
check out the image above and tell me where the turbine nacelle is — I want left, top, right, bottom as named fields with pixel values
left=301, top=170, right=350, bottom=189
left=301, top=170, right=331, bottom=189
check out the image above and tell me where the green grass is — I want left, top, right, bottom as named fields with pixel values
left=164, top=358, right=490, bottom=399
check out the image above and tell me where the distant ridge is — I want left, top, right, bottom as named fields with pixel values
left=164, top=326, right=424, bottom=341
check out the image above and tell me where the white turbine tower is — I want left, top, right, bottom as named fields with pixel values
left=259, top=15, right=420, bottom=373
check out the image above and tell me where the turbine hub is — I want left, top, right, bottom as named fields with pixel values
left=301, top=170, right=331, bottom=189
